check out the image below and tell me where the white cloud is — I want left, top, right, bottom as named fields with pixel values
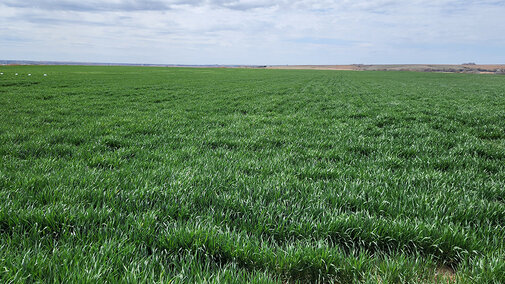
left=1, top=0, right=504, bottom=64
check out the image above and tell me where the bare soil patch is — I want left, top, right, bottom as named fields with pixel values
left=435, top=266, right=456, bottom=283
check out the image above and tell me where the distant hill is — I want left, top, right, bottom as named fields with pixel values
left=2, top=60, right=504, bottom=74
left=267, top=64, right=505, bottom=74
left=0, top=60, right=265, bottom=68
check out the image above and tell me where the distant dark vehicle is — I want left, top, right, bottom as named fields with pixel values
left=462, top=62, right=476, bottom=65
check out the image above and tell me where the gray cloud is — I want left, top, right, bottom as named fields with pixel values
left=6, top=0, right=504, bottom=12
left=1, top=0, right=267, bottom=12
left=1, top=0, right=173, bottom=11
left=0, top=0, right=427, bottom=12
left=215, top=0, right=278, bottom=11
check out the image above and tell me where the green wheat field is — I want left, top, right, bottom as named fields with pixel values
left=1, top=66, right=504, bottom=283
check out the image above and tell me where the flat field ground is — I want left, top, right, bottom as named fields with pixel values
left=1, top=66, right=504, bottom=283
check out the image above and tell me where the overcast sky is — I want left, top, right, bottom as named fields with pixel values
left=1, top=0, right=504, bottom=64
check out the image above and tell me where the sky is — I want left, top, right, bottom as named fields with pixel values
left=1, top=0, right=505, bottom=65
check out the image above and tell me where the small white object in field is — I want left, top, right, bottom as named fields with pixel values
left=44, top=74, right=47, bottom=76
left=28, top=74, right=31, bottom=76
left=15, top=73, right=18, bottom=75
left=0, top=72, right=3, bottom=75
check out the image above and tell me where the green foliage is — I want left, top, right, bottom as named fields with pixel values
left=1, top=66, right=504, bottom=282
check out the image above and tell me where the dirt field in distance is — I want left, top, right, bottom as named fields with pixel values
left=267, top=65, right=356, bottom=71
left=265, top=64, right=505, bottom=74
